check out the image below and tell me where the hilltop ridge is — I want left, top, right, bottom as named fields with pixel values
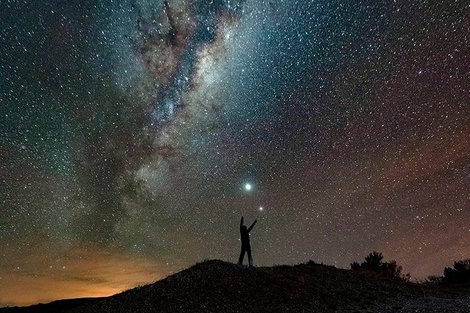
left=2, top=260, right=470, bottom=312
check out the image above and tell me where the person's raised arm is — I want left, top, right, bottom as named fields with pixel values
left=248, top=219, right=257, bottom=232
left=240, top=216, right=244, bottom=229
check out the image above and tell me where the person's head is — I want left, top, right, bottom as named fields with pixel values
left=241, top=225, right=247, bottom=232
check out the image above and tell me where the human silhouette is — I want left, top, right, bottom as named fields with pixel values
left=238, top=216, right=257, bottom=267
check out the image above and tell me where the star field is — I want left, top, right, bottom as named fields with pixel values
left=1, top=0, right=470, bottom=306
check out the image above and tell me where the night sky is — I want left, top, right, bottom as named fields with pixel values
left=1, top=0, right=470, bottom=306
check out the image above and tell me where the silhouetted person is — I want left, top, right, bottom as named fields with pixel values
left=238, top=216, right=257, bottom=267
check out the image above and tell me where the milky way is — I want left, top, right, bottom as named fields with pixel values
left=1, top=0, right=470, bottom=306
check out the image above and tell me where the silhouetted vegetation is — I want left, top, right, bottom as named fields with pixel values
left=440, top=259, right=470, bottom=284
left=350, top=261, right=360, bottom=271
left=426, top=275, right=444, bottom=284
left=426, top=259, right=470, bottom=284
left=351, top=251, right=406, bottom=280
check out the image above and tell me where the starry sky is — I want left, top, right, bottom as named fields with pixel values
left=1, top=0, right=470, bottom=306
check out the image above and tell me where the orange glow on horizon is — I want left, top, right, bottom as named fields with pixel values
left=0, top=242, right=175, bottom=307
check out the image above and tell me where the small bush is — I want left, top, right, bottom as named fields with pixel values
left=426, top=275, right=444, bottom=284
left=362, top=251, right=383, bottom=271
left=350, top=261, right=360, bottom=271
left=351, top=251, right=405, bottom=280
left=443, top=259, right=470, bottom=283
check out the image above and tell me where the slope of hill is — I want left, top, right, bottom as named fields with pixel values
left=3, top=260, right=470, bottom=312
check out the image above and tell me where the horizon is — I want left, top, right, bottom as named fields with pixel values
left=0, top=255, right=453, bottom=308
left=1, top=0, right=469, bottom=307
left=0, top=251, right=460, bottom=307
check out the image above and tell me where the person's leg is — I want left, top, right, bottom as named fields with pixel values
left=238, top=246, right=246, bottom=265
left=247, top=246, right=253, bottom=267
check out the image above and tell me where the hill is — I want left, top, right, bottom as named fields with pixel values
left=2, top=260, right=470, bottom=312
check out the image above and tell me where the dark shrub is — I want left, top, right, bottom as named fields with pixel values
left=361, top=251, right=383, bottom=271
left=351, top=251, right=405, bottom=280
left=427, top=275, right=443, bottom=284
left=381, top=260, right=403, bottom=279
left=443, top=259, right=470, bottom=283
left=350, top=261, right=360, bottom=270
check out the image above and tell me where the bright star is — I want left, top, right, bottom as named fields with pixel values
left=259, top=206, right=263, bottom=211
left=244, top=183, right=252, bottom=191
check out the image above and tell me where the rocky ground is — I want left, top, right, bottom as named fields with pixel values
left=2, top=260, right=470, bottom=312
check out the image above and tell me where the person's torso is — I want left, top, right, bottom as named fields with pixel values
left=241, top=230, right=250, bottom=244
